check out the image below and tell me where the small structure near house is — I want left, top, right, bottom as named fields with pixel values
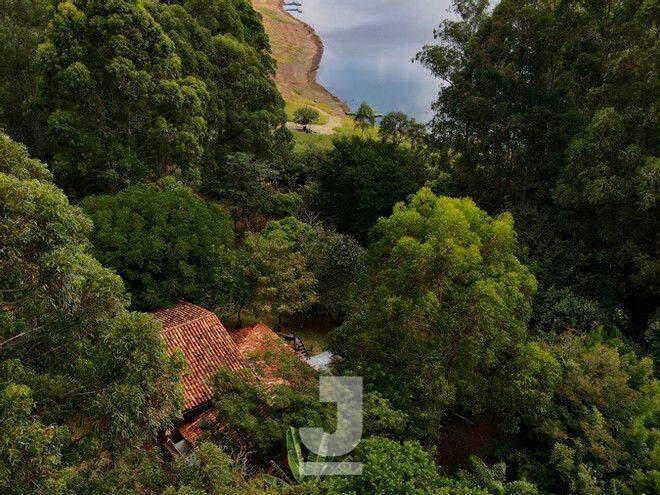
left=306, top=350, right=336, bottom=374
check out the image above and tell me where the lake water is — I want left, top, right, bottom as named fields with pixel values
left=290, top=0, right=453, bottom=122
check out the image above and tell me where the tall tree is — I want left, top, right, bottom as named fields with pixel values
left=0, top=0, right=51, bottom=150
left=354, top=101, right=376, bottom=134
left=147, top=0, right=290, bottom=165
left=0, top=0, right=289, bottom=197
left=36, top=0, right=210, bottom=197
left=258, top=216, right=364, bottom=319
left=293, top=106, right=320, bottom=132
left=244, top=223, right=317, bottom=328
left=418, top=0, right=658, bottom=338
left=317, top=136, right=429, bottom=243
left=333, top=188, right=551, bottom=436
left=0, top=131, right=183, bottom=489
left=82, top=178, right=235, bottom=310
left=499, top=333, right=658, bottom=495
left=201, top=152, right=302, bottom=232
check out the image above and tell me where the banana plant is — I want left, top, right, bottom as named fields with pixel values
left=285, top=427, right=337, bottom=481
left=286, top=426, right=305, bottom=481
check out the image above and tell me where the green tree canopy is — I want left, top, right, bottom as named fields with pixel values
left=244, top=220, right=318, bottom=328
left=0, top=131, right=183, bottom=491
left=418, top=0, right=658, bottom=339
left=0, top=0, right=289, bottom=197
left=499, top=333, right=659, bottom=495
left=210, top=348, right=334, bottom=460
left=317, top=136, right=429, bottom=243
left=82, top=178, right=235, bottom=310
left=322, top=437, right=443, bottom=495
left=201, top=152, right=302, bottom=232
left=0, top=0, right=51, bottom=150
left=258, top=216, right=363, bottom=319
left=36, top=0, right=210, bottom=196
left=378, top=111, right=427, bottom=147
left=333, top=188, right=548, bottom=436
left=294, top=107, right=320, bottom=131
left=147, top=0, right=290, bottom=163
left=354, top=101, right=376, bottom=133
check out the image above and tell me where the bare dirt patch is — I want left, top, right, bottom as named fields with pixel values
left=252, top=0, right=349, bottom=120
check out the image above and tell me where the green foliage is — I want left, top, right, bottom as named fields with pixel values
left=317, top=136, right=429, bottom=242
left=294, top=107, right=321, bottom=131
left=0, top=0, right=289, bottom=197
left=363, top=391, right=409, bottom=439
left=167, top=442, right=284, bottom=495
left=378, top=112, right=427, bottom=147
left=211, top=349, right=334, bottom=459
left=460, top=457, right=538, bottom=495
left=333, top=187, right=547, bottom=436
left=500, top=333, right=659, bottom=495
left=0, top=131, right=52, bottom=181
left=0, top=0, right=51, bottom=150
left=553, top=106, right=658, bottom=326
left=0, top=384, right=69, bottom=494
left=244, top=220, right=318, bottom=326
left=82, top=178, right=235, bottom=310
left=418, top=0, right=658, bottom=339
left=286, top=427, right=305, bottom=481
left=258, top=216, right=363, bottom=319
left=354, top=101, right=376, bottom=133
left=321, top=437, right=443, bottom=495
left=0, top=131, right=183, bottom=490
left=63, top=442, right=290, bottom=494
left=147, top=0, right=290, bottom=163
left=202, top=152, right=303, bottom=232
left=36, top=0, right=209, bottom=196
left=533, top=286, right=605, bottom=334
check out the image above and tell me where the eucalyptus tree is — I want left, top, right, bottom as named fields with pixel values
left=0, top=131, right=184, bottom=491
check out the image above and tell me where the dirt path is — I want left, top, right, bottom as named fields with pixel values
left=251, top=0, right=349, bottom=120
left=285, top=111, right=343, bottom=134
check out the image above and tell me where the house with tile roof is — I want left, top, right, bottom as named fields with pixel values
left=155, top=302, right=249, bottom=413
left=154, top=302, right=313, bottom=457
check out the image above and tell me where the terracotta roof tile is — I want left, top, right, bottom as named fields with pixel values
left=232, top=323, right=309, bottom=385
left=178, top=408, right=220, bottom=445
left=231, top=323, right=296, bottom=356
left=154, top=302, right=248, bottom=411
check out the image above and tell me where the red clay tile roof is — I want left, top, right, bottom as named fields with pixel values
left=231, top=322, right=297, bottom=357
left=178, top=408, right=220, bottom=445
left=154, top=302, right=248, bottom=411
left=232, top=323, right=310, bottom=385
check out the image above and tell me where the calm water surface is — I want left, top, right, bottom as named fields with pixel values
left=291, top=0, right=453, bottom=121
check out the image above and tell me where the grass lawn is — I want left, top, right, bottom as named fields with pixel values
left=292, top=130, right=334, bottom=152
left=292, top=118, right=380, bottom=152
left=285, top=98, right=330, bottom=126
left=334, top=118, right=379, bottom=139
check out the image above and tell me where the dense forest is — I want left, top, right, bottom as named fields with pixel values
left=0, top=0, right=657, bottom=494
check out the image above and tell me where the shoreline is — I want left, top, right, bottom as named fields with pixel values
left=252, top=0, right=349, bottom=119
left=281, top=1, right=351, bottom=115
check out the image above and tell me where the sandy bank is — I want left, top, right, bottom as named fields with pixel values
left=251, top=0, right=349, bottom=118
